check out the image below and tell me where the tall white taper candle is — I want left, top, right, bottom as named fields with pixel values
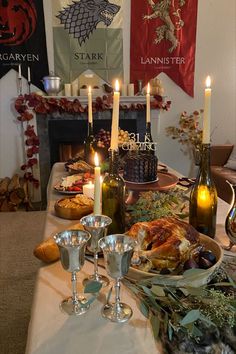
left=27, top=66, right=31, bottom=82
left=146, top=82, right=151, bottom=123
left=202, top=76, right=211, bottom=144
left=93, top=152, right=101, bottom=214
left=110, top=80, right=120, bottom=151
left=88, top=86, right=93, bottom=124
left=18, top=64, right=21, bottom=79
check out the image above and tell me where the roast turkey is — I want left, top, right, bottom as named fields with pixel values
left=127, top=217, right=199, bottom=270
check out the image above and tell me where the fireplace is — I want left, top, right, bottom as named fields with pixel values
left=36, top=110, right=146, bottom=206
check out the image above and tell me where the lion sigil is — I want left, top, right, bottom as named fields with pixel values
left=143, top=0, right=186, bottom=53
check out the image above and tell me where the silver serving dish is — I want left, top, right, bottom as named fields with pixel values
left=42, top=74, right=61, bottom=96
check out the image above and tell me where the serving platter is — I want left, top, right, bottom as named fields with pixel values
left=127, top=234, right=223, bottom=288
left=54, top=173, right=94, bottom=194
left=54, top=182, right=82, bottom=194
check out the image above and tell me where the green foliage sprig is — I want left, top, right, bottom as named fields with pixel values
left=127, top=189, right=189, bottom=225
left=123, top=268, right=236, bottom=344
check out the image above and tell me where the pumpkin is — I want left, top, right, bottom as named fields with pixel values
left=0, top=0, right=37, bottom=46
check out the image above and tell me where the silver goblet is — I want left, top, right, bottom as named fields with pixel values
left=80, top=214, right=112, bottom=287
left=54, top=229, right=91, bottom=316
left=98, top=234, right=136, bottom=323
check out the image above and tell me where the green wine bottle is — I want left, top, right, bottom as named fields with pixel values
left=189, top=144, right=218, bottom=238
left=84, top=122, right=95, bottom=165
left=144, top=122, right=156, bottom=155
left=102, top=150, right=126, bottom=234
left=145, top=122, right=153, bottom=143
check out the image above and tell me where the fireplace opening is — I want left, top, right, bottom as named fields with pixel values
left=47, top=113, right=146, bottom=165
left=59, top=143, right=83, bottom=162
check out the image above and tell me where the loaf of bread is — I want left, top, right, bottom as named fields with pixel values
left=33, top=222, right=85, bottom=263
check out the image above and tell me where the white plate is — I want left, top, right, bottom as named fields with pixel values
left=53, top=173, right=93, bottom=194
left=53, top=183, right=82, bottom=194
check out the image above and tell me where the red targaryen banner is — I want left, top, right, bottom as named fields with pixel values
left=130, top=0, right=198, bottom=97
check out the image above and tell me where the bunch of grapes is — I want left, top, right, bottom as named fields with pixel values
left=118, top=129, right=130, bottom=146
left=95, top=128, right=132, bottom=148
left=95, top=129, right=111, bottom=148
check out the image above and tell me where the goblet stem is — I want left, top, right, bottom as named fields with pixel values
left=71, top=271, right=78, bottom=304
left=114, top=278, right=121, bottom=313
left=93, top=250, right=100, bottom=281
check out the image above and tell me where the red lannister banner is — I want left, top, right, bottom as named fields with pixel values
left=130, top=0, right=198, bottom=97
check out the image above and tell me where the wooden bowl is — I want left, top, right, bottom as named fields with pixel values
left=127, top=234, right=223, bottom=287
left=54, top=195, right=93, bottom=220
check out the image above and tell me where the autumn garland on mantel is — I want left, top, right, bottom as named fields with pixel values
left=14, top=93, right=171, bottom=187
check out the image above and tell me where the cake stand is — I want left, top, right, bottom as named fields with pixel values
left=125, top=171, right=179, bottom=205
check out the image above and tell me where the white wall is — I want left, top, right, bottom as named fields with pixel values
left=0, top=0, right=235, bottom=178
left=155, top=0, right=236, bottom=176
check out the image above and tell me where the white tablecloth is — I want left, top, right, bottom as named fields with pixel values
left=25, top=163, right=232, bottom=354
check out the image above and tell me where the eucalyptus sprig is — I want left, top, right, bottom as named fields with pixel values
left=126, top=189, right=189, bottom=225
left=123, top=268, right=236, bottom=344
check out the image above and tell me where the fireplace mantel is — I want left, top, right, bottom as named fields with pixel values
left=42, top=95, right=148, bottom=105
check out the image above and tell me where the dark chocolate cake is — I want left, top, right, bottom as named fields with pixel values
left=123, top=151, right=158, bottom=183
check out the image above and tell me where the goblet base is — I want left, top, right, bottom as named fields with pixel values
left=83, top=274, right=110, bottom=288
left=102, top=302, right=133, bottom=323
left=60, top=295, right=90, bottom=316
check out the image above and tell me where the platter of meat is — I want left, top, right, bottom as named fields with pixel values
left=126, top=217, right=223, bottom=287
left=54, top=172, right=94, bottom=194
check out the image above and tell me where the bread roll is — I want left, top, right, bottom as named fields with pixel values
left=33, top=238, right=60, bottom=263
left=33, top=222, right=85, bottom=263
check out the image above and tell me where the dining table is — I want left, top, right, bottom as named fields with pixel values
left=25, top=162, right=233, bottom=354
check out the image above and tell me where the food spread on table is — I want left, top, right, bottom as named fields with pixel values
left=57, top=194, right=93, bottom=209
left=37, top=160, right=236, bottom=353
left=54, top=172, right=94, bottom=193
left=127, top=217, right=218, bottom=274
left=65, top=159, right=94, bottom=174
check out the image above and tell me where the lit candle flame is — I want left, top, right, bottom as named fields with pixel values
left=115, top=79, right=119, bottom=92
left=205, top=76, right=211, bottom=89
left=88, top=86, right=91, bottom=93
left=197, top=185, right=211, bottom=208
left=147, top=82, right=150, bottom=94
left=94, top=152, right=99, bottom=167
